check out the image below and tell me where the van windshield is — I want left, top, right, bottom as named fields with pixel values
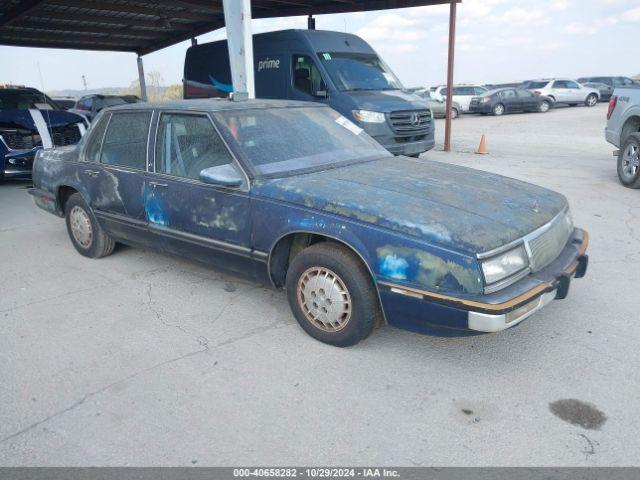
left=317, top=52, right=403, bottom=92
left=213, top=106, right=391, bottom=177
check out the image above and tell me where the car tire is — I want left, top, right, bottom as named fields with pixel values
left=451, top=108, right=459, bottom=119
left=492, top=103, right=505, bottom=116
left=538, top=100, right=551, bottom=113
left=617, top=133, right=640, bottom=189
left=285, top=242, right=380, bottom=347
left=65, top=193, right=115, bottom=258
left=585, top=94, right=598, bottom=107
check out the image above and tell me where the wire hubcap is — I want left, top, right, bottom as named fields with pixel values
left=69, top=205, right=93, bottom=248
left=297, top=266, right=351, bottom=333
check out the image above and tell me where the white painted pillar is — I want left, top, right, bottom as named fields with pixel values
left=137, top=55, right=147, bottom=101
left=222, top=0, right=255, bottom=100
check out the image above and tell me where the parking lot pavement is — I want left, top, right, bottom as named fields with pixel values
left=1, top=103, right=639, bottom=467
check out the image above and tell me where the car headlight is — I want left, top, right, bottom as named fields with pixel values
left=352, top=110, right=386, bottom=123
left=481, top=244, right=529, bottom=286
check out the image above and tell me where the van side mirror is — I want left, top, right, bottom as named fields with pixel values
left=199, top=164, right=243, bottom=187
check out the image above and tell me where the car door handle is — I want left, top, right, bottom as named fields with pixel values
left=84, top=169, right=100, bottom=177
left=149, top=181, right=168, bottom=188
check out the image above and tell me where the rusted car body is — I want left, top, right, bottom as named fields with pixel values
left=29, top=99, right=588, bottom=345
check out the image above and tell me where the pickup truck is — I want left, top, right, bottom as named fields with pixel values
left=605, top=85, right=640, bottom=188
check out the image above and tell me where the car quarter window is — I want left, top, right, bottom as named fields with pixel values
left=84, top=113, right=109, bottom=163
left=100, top=111, right=151, bottom=170
left=155, top=113, right=235, bottom=181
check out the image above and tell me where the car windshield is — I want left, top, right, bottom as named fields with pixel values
left=524, top=81, right=548, bottom=89
left=0, top=90, right=60, bottom=110
left=102, top=97, right=128, bottom=107
left=317, top=52, right=403, bottom=91
left=213, top=106, right=391, bottom=177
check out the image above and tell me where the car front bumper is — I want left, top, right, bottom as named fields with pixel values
left=377, top=228, right=589, bottom=336
left=1, top=148, right=40, bottom=179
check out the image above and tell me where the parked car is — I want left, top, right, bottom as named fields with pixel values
left=581, top=82, right=614, bottom=102
left=605, top=85, right=640, bottom=188
left=432, top=84, right=488, bottom=112
left=469, top=88, right=553, bottom=116
left=52, top=97, right=77, bottom=110
left=29, top=99, right=589, bottom=346
left=413, top=89, right=462, bottom=118
left=69, top=94, right=140, bottom=121
left=523, top=79, right=599, bottom=107
left=0, top=85, right=87, bottom=180
left=577, top=76, right=640, bottom=89
left=184, top=29, right=434, bottom=157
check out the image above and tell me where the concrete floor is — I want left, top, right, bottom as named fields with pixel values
left=1, top=103, right=638, bottom=466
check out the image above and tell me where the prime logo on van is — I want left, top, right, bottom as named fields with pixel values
left=258, top=58, right=280, bottom=72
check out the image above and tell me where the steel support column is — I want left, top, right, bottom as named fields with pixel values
left=137, top=55, right=147, bottom=101
left=222, top=0, right=255, bottom=100
left=443, top=0, right=457, bottom=152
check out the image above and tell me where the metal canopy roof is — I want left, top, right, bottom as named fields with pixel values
left=0, top=0, right=454, bottom=55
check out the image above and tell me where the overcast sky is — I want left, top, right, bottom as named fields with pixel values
left=1, top=0, right=638, bottom=92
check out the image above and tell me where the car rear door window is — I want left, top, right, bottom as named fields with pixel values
left=155, top=113, right=237, bottom=181
left=100, top=111, right=151, bottom=170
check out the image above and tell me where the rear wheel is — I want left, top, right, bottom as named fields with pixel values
left=492, top=103, right=505, bottom=116
left=538, top=100, right=550, bottom=113
left=451, top=107, right=459, bottom=119
left=65, top=193, right=115, bottom=258
left=617, top=133, right=640, bottom=189
left=585, top=93, right=598, bottom=107
left=285, top=242, right=380, bottom=347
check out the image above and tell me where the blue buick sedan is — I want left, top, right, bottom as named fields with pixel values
left=29, top=99, right=588, bottom=346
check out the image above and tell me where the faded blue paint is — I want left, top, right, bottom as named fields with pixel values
left=378, top=254, right=410, bottom=280
left=144, top=188, right=168, bottom=226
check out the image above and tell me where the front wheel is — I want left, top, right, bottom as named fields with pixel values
left=451, top=108, right=459, bottom=119
left=585, top=94, right=598, bottom=107
left=538, top=100, right=550, bottom=113
left=492, top=103, right=505, bottom=116
left=618, top=133, right=640, bottom=189
left=285, top=242, right=380, bottom=347
left=65, top=193, right=115, bottom=258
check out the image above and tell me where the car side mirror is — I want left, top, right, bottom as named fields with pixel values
left=314, top=90, right=328, bottom=98
left=199, top=164, right=243, bottom=187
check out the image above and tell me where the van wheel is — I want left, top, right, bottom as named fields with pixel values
left=285, top=242, right=380, bottom=347
left=618, top=133, right=640, bottom=189
left=65, top=193, right=115, bottom=258
left=492, top=103, right=505, bottom=116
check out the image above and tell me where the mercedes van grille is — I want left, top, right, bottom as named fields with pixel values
left=389, top=110, right=431, bottom=134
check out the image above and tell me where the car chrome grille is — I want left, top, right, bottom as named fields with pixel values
left=389, top=110, right=431, bottom=134
left=1, top=124, right=81, bottom=150
left=526, top=212, right=574, bottom=272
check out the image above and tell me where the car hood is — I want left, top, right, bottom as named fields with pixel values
left=0, top=109, right=84, bottom=130
left=346, top=89, right=429, bottom=113
left=253, top=157, right=568, bottom=253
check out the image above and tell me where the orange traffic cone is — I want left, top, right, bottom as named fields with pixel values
left=476, top=134, right=488, bottom=154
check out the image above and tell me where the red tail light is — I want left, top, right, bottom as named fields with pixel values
left=607, top=96, right=618, bottom=120
left=533, top=90, right=541, bottom=95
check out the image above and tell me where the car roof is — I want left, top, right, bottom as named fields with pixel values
left=106, top=98, right=322, bottom=112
